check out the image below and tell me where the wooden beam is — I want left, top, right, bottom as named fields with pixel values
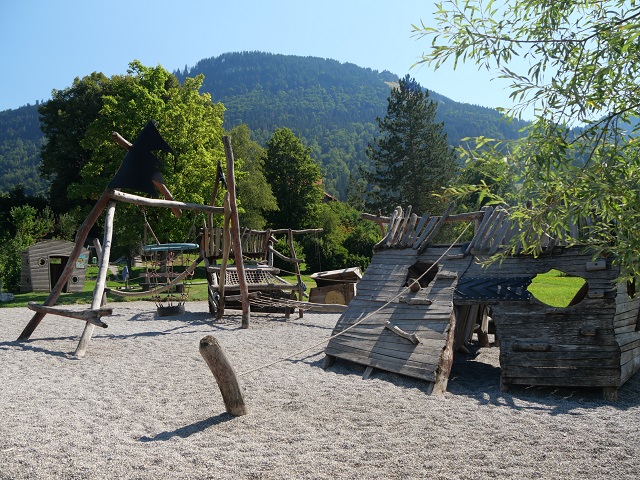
left=108, top=189, right=224, bottom=214
left=18, top=190, right=112, bottom=340
left=75, top=200, right=116, bottom=357
left=384, top=321, right=422, bottom=345
left=223, top=135, right=251, bottom=328
left=217, top=193, right=231, bottom=320
left=362, top=210, right=485, bottom=225
left=27, top=303, right=111, bottom=328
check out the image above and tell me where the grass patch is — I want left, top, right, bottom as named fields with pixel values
left=0, top=264, right=318, bottom=308
left=528, top=269, right=586, bottom=308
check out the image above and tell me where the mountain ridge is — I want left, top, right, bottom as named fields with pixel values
left=0, top=51, right=527, bottom=199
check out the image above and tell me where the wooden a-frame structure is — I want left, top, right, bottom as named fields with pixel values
left=18, top=125, right=251, bottom=356
left=326, top=204, right=640, bottom=400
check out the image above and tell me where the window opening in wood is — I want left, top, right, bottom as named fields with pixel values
left=406, top=261, right=438, bottom=292
left=528, top=269, right=588, bottom=307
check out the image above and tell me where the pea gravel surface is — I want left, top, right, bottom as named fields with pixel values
left=1, top=301, right=638, bottom=479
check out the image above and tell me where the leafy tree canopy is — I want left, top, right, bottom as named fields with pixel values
left=263, top=127, right=324, bottom=229
left=38, top=61, right=227, bottom=255
left=416, top=0, right=640, bottom=279
left=229, top=124, right=278, bottom=229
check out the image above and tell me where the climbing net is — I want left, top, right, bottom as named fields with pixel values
left=143, top=242, right=199, bottom=316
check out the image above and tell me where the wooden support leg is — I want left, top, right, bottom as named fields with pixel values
left=602, top=387, right=618, bottom=402
left=500, top=376, right=510, bottom=392
left=18, top=191, right=112, bottom=340
left=323, top=354, right=336, bottom=370
left=217, top=195, right=231, bottom=321
left=286, top=229, right=304, bottom=319
left=478, top=307, right=490, bottom=348
left=74, top=201, right=116, bottom=357
left=199, top=335, right=248, bottom=416
left=223, top=136, right=250, bottom=328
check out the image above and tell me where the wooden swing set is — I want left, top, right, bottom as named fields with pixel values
left=18, top=121, right=342, bottom=357
left=18, top=122, right=253, bottom=356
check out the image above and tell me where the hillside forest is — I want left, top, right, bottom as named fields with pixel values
left=0, top=52, right=526, bottom=292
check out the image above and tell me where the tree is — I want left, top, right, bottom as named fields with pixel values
left=38, top=72, right=114, bottom=213
left=263, top=127, right=323, bottom=229
left=414, top=1, right=640, bottom=279
left=0, top=205, right=54, bottom=291
left=301, top=200, right=381, bottom=273
left=229, top=124, right=277, bottom=229
left=362, top=75, right=458, bottom=215
left=38, top=61, right=227, bottom=258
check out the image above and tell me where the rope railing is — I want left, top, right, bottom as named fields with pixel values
left=237, top=222, right=472, bottom=377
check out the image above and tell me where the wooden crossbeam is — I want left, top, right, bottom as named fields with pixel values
left=27, top=302, right=111, bottom=328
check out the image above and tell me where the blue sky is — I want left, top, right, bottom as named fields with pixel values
left=0, top=0, right=515, bottom=113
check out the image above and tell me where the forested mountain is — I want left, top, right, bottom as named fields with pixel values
left=176, top=52, right=528, bottom=198
left=0, top=104, right=48, bottom=196
left=0, top=51, right=528, bottom=198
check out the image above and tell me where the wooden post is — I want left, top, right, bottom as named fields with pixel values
left=18, top=190, right=112, bottom=340
left=217, top=193, right=231, bottom=320
left=74, top=200, right=116, bottom=357
left=223, top=136, right=250, bottom=328
left=199, top=335, right=248, bottom=416
left=287, top=229, right=304, bottom=319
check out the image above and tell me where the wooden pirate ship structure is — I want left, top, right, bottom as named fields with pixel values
left=325, top=205, right=640, bottom=400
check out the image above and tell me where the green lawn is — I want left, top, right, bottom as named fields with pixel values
left=1, top=265, right=581, bottom=309
left=0, top=264, right=317, bottom=308
left=527, top=269, right=586, bottom=307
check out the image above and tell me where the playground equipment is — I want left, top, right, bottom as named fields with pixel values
left=19, top=121, right=251, bottom=355
left=202, top=226, right=323, bottom=318
left=326, top=204, right=640, bottom=400
left=143, top=242, right=199, bottom=316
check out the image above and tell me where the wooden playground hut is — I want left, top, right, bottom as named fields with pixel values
left=20, top=240, right=89, bottom=293
left=325, top=205, right=640, bottom=400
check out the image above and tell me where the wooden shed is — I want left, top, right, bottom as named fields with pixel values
left=20, top=240, right=89, bottom=293
left=325, top=206, right=640, bottom=399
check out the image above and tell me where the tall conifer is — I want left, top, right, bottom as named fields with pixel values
left=362, top=75, right=457, bottom=215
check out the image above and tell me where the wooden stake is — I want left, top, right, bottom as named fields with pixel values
left=18, top=190, right=112, bottom=340
left=217, top=193, right=231, bottom=320
left=199, top=335, right=248, bottom=416
left=287, top=229, right=304, bottom=319
left=75, top=201, right=116, bottom=357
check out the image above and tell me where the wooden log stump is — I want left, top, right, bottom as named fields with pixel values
left=199, top=335, right=248, bottom=416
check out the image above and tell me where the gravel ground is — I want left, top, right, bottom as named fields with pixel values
left=1, top=301, right=639, bottom=479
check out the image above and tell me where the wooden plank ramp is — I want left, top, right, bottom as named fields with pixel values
left=325, top=248, right=471, bottom=394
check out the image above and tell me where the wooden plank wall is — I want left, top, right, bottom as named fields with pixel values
left=473, top=248, right=625, bottom=389
left=22, top=240, right=88, bottom=293
left=613, top=282, right=640, bottom=384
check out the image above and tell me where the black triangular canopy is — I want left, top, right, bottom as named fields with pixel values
left=108, top=120, right=176, bottom=197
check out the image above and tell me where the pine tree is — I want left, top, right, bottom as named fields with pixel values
left=362, top=75, right=457, bottom=215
